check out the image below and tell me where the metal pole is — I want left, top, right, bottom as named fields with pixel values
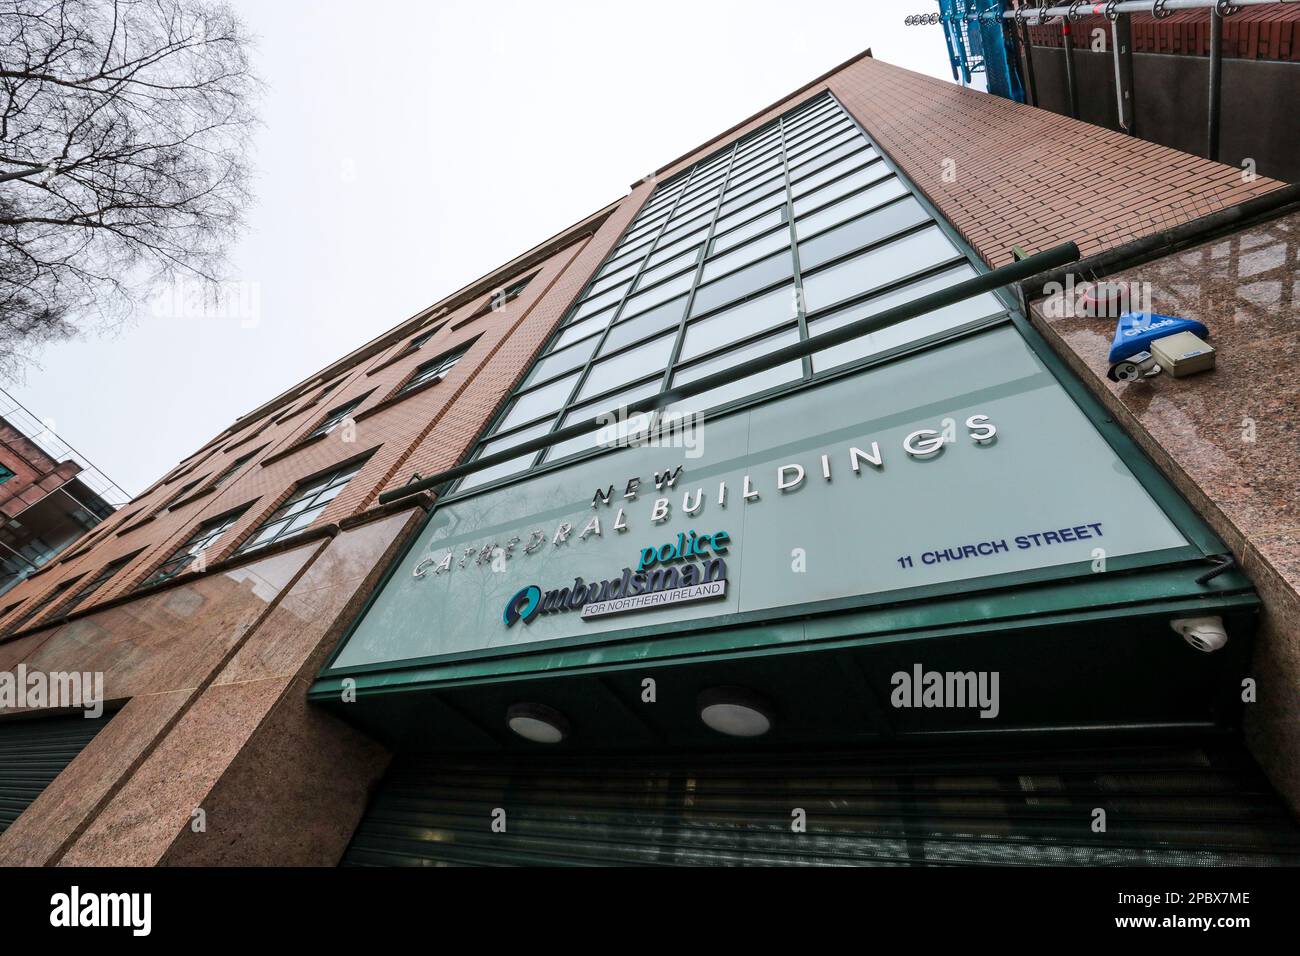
left=1002, top=0, right=1268, bottom=20
left=1112, top=13, right=1136, bottom=134
left=1020, top=17, right=1040, bottom=106
left=1208, top=7, right=1223, bottom=160
left=0, top=538, right=40, bottom=573
left=378, top=241, right=1083, bottom=504
left=904, top=0, right=1275, bottom=27
left=1062, top=18, right=1080, bottom=119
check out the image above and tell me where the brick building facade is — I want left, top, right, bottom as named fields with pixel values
left=1, top=50, right=1296, bottom=866
left=0, top=413, right=117, bottom=602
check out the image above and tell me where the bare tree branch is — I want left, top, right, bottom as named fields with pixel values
left=0, top=0, right=259, bottom=375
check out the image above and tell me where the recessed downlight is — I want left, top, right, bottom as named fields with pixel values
left=698, top=686, right=774, bottom=738
left=506, top=702, right=569, bottom=744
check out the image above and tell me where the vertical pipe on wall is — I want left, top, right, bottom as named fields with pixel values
left=1112, top=13, right=1137, bottom=135
left=1020, top=19, right=1040, bottom=106
left=1062, top=18, right=1079, bottom=119
left=1208, top=8, right=1223, bottom=160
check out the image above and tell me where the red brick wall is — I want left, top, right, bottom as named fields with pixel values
left=0, top=419, right=86, bottom=520
left=649, top=53, right=1284, bottom=271
left=823, top=55, right=1285, bottom=267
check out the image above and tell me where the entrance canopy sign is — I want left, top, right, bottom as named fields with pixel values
left=329, top=325, right=1188, bottom=671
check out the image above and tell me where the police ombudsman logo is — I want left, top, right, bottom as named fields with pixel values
left=503, top=585, right=542, bottom=626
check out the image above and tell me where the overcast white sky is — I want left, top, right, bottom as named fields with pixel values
left=9, top=0, right=962, bottom=496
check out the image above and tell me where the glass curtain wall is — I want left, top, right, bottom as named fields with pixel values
left=458, top=93, right=1008, bottom=492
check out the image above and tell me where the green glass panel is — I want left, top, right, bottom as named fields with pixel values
left=330, top=325, right=1188, bottom=671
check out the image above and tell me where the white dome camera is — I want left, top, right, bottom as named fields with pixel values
left=1170, top=616, right=1229, bottom=653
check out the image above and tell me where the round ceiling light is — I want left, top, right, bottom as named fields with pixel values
left=506, top=702, right=569, bottom=744
left=698, top=686, right=774, bottom=738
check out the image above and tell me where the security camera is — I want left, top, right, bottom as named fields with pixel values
left=1170, top=616, right=1228, bottom=653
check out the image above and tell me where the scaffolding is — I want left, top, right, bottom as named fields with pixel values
left=915, top=1, right=1028, bottom=100
left=904, top=0, right=1290, bottom=160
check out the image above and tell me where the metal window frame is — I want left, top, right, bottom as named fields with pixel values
left=61, top=550, right=142, bottom=614
left=450, top=91, right=1030, bottom=495
left=137, top=506, right=247, bottom=589
left=306, top=396, right=366, bottom=440
left=208, top=446, right=264, bottom=492
left=231, top=460, right=364, bottom=557
left=395, top=342, right=472, bottom=397
left=456, top=92, right=894, bottom=488
left=6, top=575, right=83, bottom=632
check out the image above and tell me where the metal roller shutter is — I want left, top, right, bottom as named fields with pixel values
left=0, top=712, right=111, bottom=834
left=343, top=737, right=1300, bottom=866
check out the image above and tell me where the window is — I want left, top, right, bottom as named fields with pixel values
left=800, top=226, right=961, bottom=313
left=209, top=448, right=261, bottom=491
left=688, top=249, right=794, bottom=318
left=494, top=371, right=579, bottom=433
left=636, top=246, right=702, bottom=291
left=61, top=553, right=137, bottom=614
left=553, top=311, right=610, bottom=350
left=644, top=226, right=709, bottom=269
left=470, top=273, right=535, bottom=319
left=0, top=463, right=14, bottom=485
left=383, top=325, right=443, bottom=369
left=597, top=296, right=687, bottom=355
left=520, top=335, right=600, bottom=388
left=457, top=92, right=1001, bottom=494
left=790, top=149, right=877, bottom=199
left=396, top=344, right=471, bottom=396
left=572, top=279, right=632, bottom=320
left=679, top=284, right=797, bottom=362
left=233, top=461, right=365, bottom=556
left=795, top=178, right=911, bottom=242
left=313, top=379, right=342, bottom=402
left=408, top=328, right=437, bottom=351
left=796, top=197, right=929, bottom=271
left=809, top=264, right=1005, bottom=373
left=8, top=577, right=82, bottom=633
left=224, top=418, right=272, bottom=454
left=62, top=518, right=123, bottom=561
left=307, top=398, right=364, bottom=440
left=712, top=208, right=786, bottom=255
left=171, top=475, right=206, bottom=501
left=574, top=333, right=674, bottom=403
left=138, top=509, right=247, bottom=589
left=586, top=260, right=640, bottom=298
left=700, top=226, right=791, bottom=283
left=621, top=271, right=695, bottom=319
left=792, top=164, right=894, bottom=218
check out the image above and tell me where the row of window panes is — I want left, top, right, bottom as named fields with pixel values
left=468, top=261, right=1001, bottom=493
left=458, top=95, right=1005, bottom=492
left=563, top=176, right=927, bottom=363
left=483, top=97, right=919, bottom=424
left=136, top=459, right=368, bottom=590
left=5, top=451, right=380, bottom=631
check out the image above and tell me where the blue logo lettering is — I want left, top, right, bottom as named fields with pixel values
left=503, top=585, right=542, bottom=626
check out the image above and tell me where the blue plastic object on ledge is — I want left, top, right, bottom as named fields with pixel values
left=1106, top=313, right=1210, bottom=382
